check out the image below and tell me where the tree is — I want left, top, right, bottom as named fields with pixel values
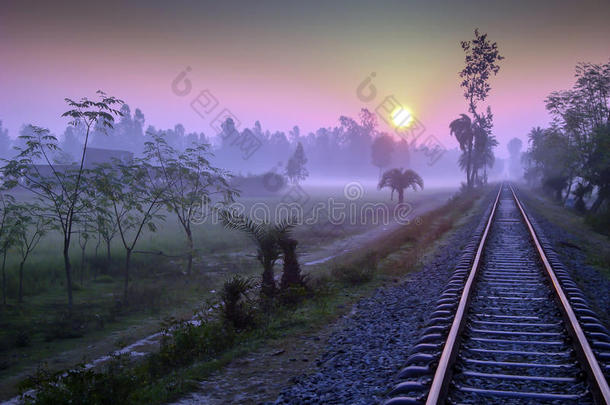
left=449, top=114, right=474, bottom=185
left=0, top=121, right=11, bottom=159
left=455, top=29, right=504, bottom=188
left=144, top=132, right=238, bottom=275
left=371, top=134, right=395, bottom=177
left=507, top=137, right=523, bottom=179
left=0, top=193, right=18, bottom=305
left=2, top=91, right=123, bottom=309
left=285, top=142, right=308, bottom=185
left=278, top=236, right=305, bottom=291
left=378, top=168, right=424, bottom=204
left=93, top=160, right=165, bottom=302
left=13, top=203, right=52, bottom=303
left=220, top=211, right=293, bottom=299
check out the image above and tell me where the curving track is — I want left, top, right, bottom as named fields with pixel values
left=386, top=183, right=610, bottom=404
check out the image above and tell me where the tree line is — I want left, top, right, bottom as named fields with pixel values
left=522, top=61, right=610, bottom=231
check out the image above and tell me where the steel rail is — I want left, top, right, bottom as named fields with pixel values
left=509, top=184, right=610, bottom=404
left=424, top=183, right=610, bottom=404
left=424, top=184, right=502, bottom=404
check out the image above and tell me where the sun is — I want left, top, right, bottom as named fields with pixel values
left=391, top=106, right=414, bottom=128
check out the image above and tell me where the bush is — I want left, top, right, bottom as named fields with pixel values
left=220, top=275, right=257, bottom=330
left=15, top=329, right=31, bottom=348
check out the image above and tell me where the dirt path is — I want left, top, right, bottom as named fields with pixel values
left=1, top=189, right=456, bottom=404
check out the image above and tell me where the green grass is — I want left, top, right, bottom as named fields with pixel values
left=0, top=184, right=457, bottom=400
left=14, top=186, right=485, bottom=404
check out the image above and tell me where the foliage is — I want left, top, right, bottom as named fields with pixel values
left=143, top=132, right=238, bottom=275
left=92, top=160, right=165, bottom=302
left=220, top=210, right=294, bottom=298
left=524, top=61, right=609, bottom=216
left=371, top=134, right=395, bottom=175
left=452, top=29, right=504, bottom=188
left=219, top=275, right=257, bottom=330
left=1, top=91, right=123, bottom=308
left=285, top=142, right=309, bottom=184
left=378, top=168, right=424, bottom=203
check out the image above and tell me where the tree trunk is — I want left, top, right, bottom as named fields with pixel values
left=124, top=249, right=132, bottom=304
left=63, top=241, right=73, bottom=310
left=106, top=240, right=111, bottom=263
left=466, top=144, right=473, bottom=188
left=18, top=260, right=25, bottom=303
left=2, top=249, right=7, bottom=306
left=80, top=245, right=86, bottom=287
left=397, top=188, right=404, bottom=204
left=280, top=238, right=303, bottom=290
left=261, top=259, right=276, bottom=299
left=186, top=228, right=193, bottom=276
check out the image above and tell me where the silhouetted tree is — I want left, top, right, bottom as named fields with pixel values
left=378, top=168, right=423, bottom=204
left=454, top=29, right=503, bottom=188
left=144, top=132, right=238, bottom=275
left=3, top=91, right=123, bottom=309
left=371, top=134, right=394, bottom=178
left=285, top=142, right=308, bottom=184
left=220, top=211, right=293, bottom=299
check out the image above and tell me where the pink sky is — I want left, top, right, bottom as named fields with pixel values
left=1, top=1, right=609, bottom=157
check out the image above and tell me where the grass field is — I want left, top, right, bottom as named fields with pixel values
left=0, top=183, right=455, bottom=399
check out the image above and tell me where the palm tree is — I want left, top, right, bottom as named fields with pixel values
left=450, top=114, right=474, bottom=187
left=220, top=211, right=293, bottom=298
left=472, top=126, right=497, bottom=185
left=378, top=168, right=424, bottom=204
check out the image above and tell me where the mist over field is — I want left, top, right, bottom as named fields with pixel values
left=0, top=1, right=608, bottom=404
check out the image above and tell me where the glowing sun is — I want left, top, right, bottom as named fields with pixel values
left=391, top=106, right=414, bottom=128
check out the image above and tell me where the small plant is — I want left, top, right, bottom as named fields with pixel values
left=220, top=275, right=257, bottom=330
left=15, top=329, right=31, bottom=347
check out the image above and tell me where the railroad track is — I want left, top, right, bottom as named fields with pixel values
left=386, top=183, right=610, bottom=404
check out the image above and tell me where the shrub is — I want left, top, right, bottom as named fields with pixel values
left=15, top=329, right=31, bottom=348
left=220, top=275, right=257, bottom=330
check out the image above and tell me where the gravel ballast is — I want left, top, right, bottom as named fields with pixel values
left=274, top=190, right=497, bottom=404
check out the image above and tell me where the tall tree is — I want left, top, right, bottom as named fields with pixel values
left=92, top=159, right=165, bottom=302
left=0, top=193, right=18, bottom=305
left=449, top=114, right=474, bottom=185
left=0, top=121, right=11, bottom=159
left=144, top=132, right=238, bottom=275
left=285, top=142, right=309, bottom=185
left=3, top=91, right=123, bottom=309
left=371, top=134, right=395, bottom=178
left=507, top=137, right=523, bottom=179
left=455, top=29, right=504, bottom=188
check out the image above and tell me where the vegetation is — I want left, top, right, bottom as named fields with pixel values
left=522, top=61, right=610, bottom=234
left=450, top=29, right=504, bottom=188
left=378, top=168, right=424, bottom=203
left=220, top=211, right=294, bottom=299
left=285, top=142, right=309, bottom=185
left=142, top=132, right=238, bottom=275
left=14, top=184, right=485, bottom=405
left=2, top=92, right=124, bottom=309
